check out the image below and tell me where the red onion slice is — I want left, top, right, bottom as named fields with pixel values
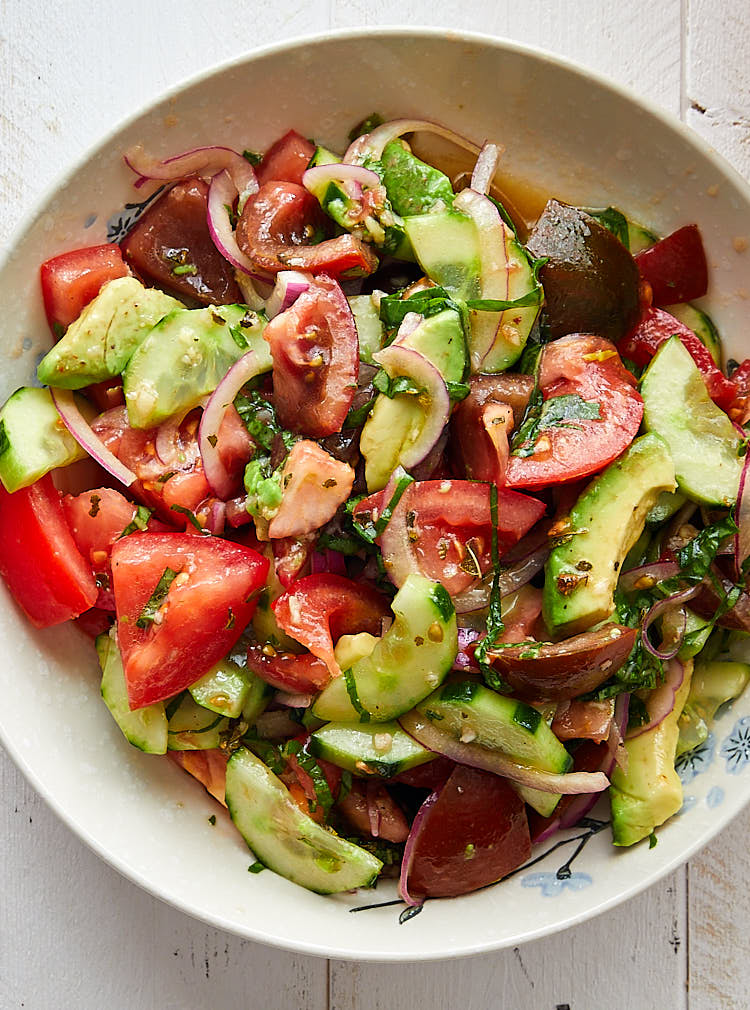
left=51, top=389, right=136, bottom=488
left=398, top=789, right=438, bottom=907
left=124, top=143, right=257, bottom=202
left=399, top=711, right=608, bottom=795
left=470, top=142, right=502, bottom=196
left=198, top=350, right=265, bottom=499
left=203, top=500, right=226, bottom=537
left=392, top=311, right=423, bottom=345
left=345, top=118, right=480, bottom=164
left=309, top=549, right=347, bottom=575
left=641, top=584, right=702, bottom=660
left=453, top=542, right=550, bottom=614
left=736, top=442, right=750, bottom=580
left=618, top=560, right=681, bottom=594
left=372, top=344, right=449, bottom=469
left=265, top=270, right=312, bottom=319
left=302, top=163, right=381, bottom=194
left=207, top=171, right=261, bottom=276
left=154, top=411, right=200, bottom=470
left=626, top=659, right=684, bottom=740
left=273, top=690, right=315, bottom=709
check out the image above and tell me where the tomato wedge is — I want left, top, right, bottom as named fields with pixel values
left=256, top=130, right=316, bottom=187
left=355, top=479, right=546, bottom=597
left=264, top=275, right=359, bottom=437
left=337, top=779, right=410, bottom=843
left=120, top=178, right=242, bottom=305
left=405, top=765, right=531, bottom=898
left=727, top=358, right=750, bottom=425
left=111, top=532, right=268, bottom=709
left=169, top=749, right=229, bottom=807
left=40, top=244, right=130, bottom=336
left=272, top=573, right=390, bottom=677
left=618, top=307, right=737, bottom=409
left=634, top=224, right=708, bottom=305
left=236, top=181, right=378, bottom=277
left=505, top=334, right=644, bottom=490
left=0, top=474, right=97, bottom=627
left=246, top=645, right=332, bottom=694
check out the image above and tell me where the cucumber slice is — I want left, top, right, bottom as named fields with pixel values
left=167, top=693, right=230, bottom=751
left=516, top=784, right=561, bottom=818
left=646, top=490, right=687, bottom=526
left=627, top=220, right=659, bottom=254
left=309, top=721, right=434, bottom=777
left=312, top=575, right=458, bottom=723
left=666, top=302, right=722, bottom=364
left=225, top=747, right=382, bottom=893
left=242, top=670, right=274, bottom=725
left=189, top=655, right=266, bottom=719
left=0, top=386, right=93, bottom=492
left=641, top=335, right=742, bottom=506
left=417, top=680, right=572, bottom=774
left=404, top=211, right=482, bottom=300
left=97, top=629, right=167, bottom=754
left=308, top=145, right=341, bottom=168
left=348, top=294, right=384, bottom=364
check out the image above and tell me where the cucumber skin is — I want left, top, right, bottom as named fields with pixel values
left=309, top=720, right=434, bottom=777
left=97, top=630, right=168, bottom=754
left=225, top=748, right=382, bottom=894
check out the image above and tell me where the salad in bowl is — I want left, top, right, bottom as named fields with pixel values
left=2, top=110, right=750, bottom=913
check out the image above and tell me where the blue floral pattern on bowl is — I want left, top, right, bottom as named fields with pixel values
left=521, top=872, right=593, bottom=897
left=675, top=733, right=715, bottom=784
left=720, top=716, right=750, bottom=774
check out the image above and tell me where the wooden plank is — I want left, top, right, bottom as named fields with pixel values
left=0, top=750, right=328, bottom=1009
left=330, top=0, right=683, bottom=114
left=330, top=872, right=687, bottom=1009
left=685, top=0, right=750, bottom=179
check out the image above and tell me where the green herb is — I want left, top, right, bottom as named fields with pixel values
left=352, top=474, right=414, bottom=543
left=487, top=194, right=518, bottom=236
left=446, top=380, right=471, bottom=401
left=649, top=829, right=658, bottom=849
left=339, top=769, right=353, bottom=802
left=348, top=112, right=384, bottom=142
left=465, top=288, right=544, bottom=313
left=627, top=695, right=650, bottom=730
left=88, top=494, right=101, bottom=518
left=284, top=740, right=335, bottom=816
left=224, top=202, right=239, bottom=228
left=343, top=667, right=370, bottom=722
left=169, top=504, right=206, bottom=533
left=52, top=322, right=65, bottom=340
left=372, top=369, right=421, bottom=399
left=164, top=695, right=184, bottom=721
left=343, top=396, right=377, bottom=429
left=229, top=324, right=249, bottom=349
left=208, top=814, right=216, bottom=826
left=669, top=515, right=738, bottom=587
left=235, top=390, right=296, bottom=453
left=172, top=263, right=197, bottom=277
left=511, top=393, right=601, bottom=458
left=378, top=285, right=459, bottom=330
left=119, top=505, right=153, bottom=538
left=474, top=484, right=510, bottom=693
left=136, top=567, right=178, bottom=628
left=316, top=530, right=366, bottom=556
left=242, top=150, right=263, bottom=165
left=248, top=861, right=266, bottom=873
left=248, top=738, right=286, bottom=775
left=586, top=206, right=630, bottom=249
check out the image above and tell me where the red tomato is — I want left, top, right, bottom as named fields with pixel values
left=40, top=244, right=130, bottom=335
left=552, top=699, right=614, bottom=743
left=236, top=181, right=378, bottom=277
left=0, top=474, right=97, bottom=627
left=449, top=373, right=534, bottom=483
left=120, top=179, right=242, bottom=305
left=246, top=645, right=332, bottom=694
left=336, top=779, right=410, bottom=843
left=505, top=334, right=644, bottom=490
left=618, top=307, right=736, bottom=409
left=264, top=275, right=359, bottom=437
left=405, top=765, right=532, bottom=898
left=73, top=607, right=114, bottom=639
left=272, top=535, right=314, bottom=588
left=91, top=406, right=253, bottom=524
left=169, top=749, right=229, bottom=807
left=355, top=480, right=546, bottom=597
left=111, top=532, right=268, bottom=709
left=256, top=130, right=316, bottom=187
left=84, top=377, right=125, bottom=412
left=272, top=573, right=390, bottom=677
left=634, top=224, right=708, bottom=305
left=394, top=756, right=455, bottom=790
left=728, top=359, right=750, bottom=426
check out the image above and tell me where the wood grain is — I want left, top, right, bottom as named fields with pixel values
left=1, top=1, right=749, bottom=1008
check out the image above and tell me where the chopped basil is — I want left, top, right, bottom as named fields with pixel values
left=465, top=288, right=543, bottom=312
left=511, top=393, right=601, bottom=458
left=284, top=739, right=335, bottom=816
left=378, top=285, right=459, bottom=330
left=351, top=474, right=414, bottom=543
left=348, top=112, right=384, bottom=142
left=136, top=567, right=178, bottom=629
left=474, top=484, right=510, bottom=693
left=372, top=369, right=421, bottom=399
left=343, top=667, right=370, bottom=722
left=242, top=149, right=263, bottom=165
left=343, top=396, right=377, bottom=429
left=248, top=861, right=266, bottom=873
left=235, top=390, right=296, bottom=454
left=208, top=814, right=217, bottom=826
left=169, top=504, right=207, bottom=533
left=119, top=505, right=153, bottom=539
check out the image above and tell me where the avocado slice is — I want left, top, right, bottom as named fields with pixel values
left=360, top=306, right=467, bottom=491
left=37, top=276, right=181, bottom=389
left=640, top=335, right=742, bottom=507
left=544, top=432, right=677, bottom=637
left=676, top=659, right=750, bottom=758
left=123, top=304, right=270, bottom=428
left=610, top=660, right=693, bottom=846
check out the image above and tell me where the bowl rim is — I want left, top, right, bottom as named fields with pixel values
left=2, top=24, right=750, bottom=962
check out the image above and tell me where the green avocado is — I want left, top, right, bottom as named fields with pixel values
left=359, top=306, right=466, bottom=490
left=123, top=304, right=270, bottom=428
left=610, top=660, right=693, bottom=846
left=543, top=432, right=677, bottom=637
left=37, top=276, right=181, bottom=389
left=676, top=659, right=750, bottom=758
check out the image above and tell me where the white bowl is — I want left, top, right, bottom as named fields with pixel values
left=2, top=28, right=750, bottom=962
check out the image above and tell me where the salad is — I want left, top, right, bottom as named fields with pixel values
left=2, top=114, right=750, bottom=907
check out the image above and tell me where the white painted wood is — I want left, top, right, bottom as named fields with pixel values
left=1, top=0, right=749, bottom=1007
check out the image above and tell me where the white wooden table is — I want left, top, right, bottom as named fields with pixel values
left=1, top=3, right=749, bottom=1007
